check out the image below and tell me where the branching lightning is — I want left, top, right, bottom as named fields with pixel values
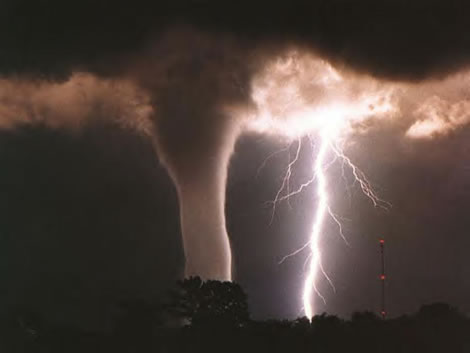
left=247, top=50, right=395, bottom=320
left=271, top=123, right=391, bottom=319
left=269, top=138, right=303, bottom=222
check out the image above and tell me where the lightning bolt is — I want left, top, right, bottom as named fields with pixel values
left=271, top=124, right=390, bottom=320
left=303, top=128, right=331, bottom=318
left=249, top=51, right=396, bottom=320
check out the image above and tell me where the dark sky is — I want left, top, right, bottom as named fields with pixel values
left=0, top=0, right=470, bottom=330
left=0, top=122, right=469, bottom=329
left=2, top=0, right=470, bottom=80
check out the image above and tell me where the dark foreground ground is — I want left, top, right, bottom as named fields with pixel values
left=1, top=279, right=469, bottom=353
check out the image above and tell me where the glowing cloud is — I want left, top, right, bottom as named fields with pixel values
left=246, top=51, right=396, bottom=138
left=407, top=96, right=470, bottom=138
left=0, top=73, right=153, bottom=132
left=242, top=51, right=395, bottom=318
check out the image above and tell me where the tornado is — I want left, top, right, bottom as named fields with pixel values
left=128, top=29, right=261, bottom=281
left=150, top=105, right=240, bottom=280
left=169, top=127, right=238, bottom=280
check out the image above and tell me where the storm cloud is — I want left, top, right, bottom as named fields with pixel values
left=1, top=0, right=470, bottom=80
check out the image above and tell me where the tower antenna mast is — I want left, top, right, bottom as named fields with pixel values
left=379, top=238, right=386, bottom=319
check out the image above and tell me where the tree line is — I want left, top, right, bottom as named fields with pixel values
left=1, top=277, right=469, bottom=353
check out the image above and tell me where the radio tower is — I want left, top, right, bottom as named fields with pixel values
left=379, top=239, right=386, bottom=319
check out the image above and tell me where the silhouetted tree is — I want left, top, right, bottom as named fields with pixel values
left=2, top=297, right=469, bottom=353
left=293, top=316, right=312, bottom=331
left=417, top=302, right=464, bottom=321
left=351, top=310, right=380, bottom=324
left=169, top=277, right=249, bottom=328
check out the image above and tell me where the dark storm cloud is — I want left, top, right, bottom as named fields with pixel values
left=1, top=0, right=470, bottom=80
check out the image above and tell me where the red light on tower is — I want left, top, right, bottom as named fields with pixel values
left=379, top=238, right=386, bottom=319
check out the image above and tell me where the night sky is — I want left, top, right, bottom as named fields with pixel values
left=0, top=0, right=469, bottom=330
left=1, top=123, right=469, bottom=329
